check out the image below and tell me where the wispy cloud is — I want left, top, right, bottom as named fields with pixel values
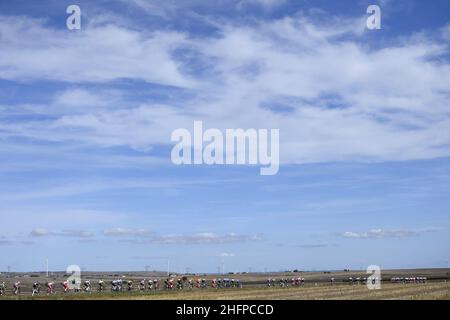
left=29, top=229, right=95, bottom=239
left=29, top=229, right=51, bottom=237
left=1, top=12, right=449, bottom=165
left=218, top=252, right=236, bottom=257
left=297, top=243, right=338, bottom=248
left=103, top=228, right=152, bottom=237
left=338, top=228, right=437, bottom=239
left=0, top=15, right=194, bottom=87
left=238, top=0, right=286, bottom=9
left=0, top=177, right=237, bottom=201
left=120, top=232, right=263, bottom=244
left=0, top=235, right=34, bottom=246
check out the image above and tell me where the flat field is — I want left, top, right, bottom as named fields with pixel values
left=1, top=268, right=449, bottom=300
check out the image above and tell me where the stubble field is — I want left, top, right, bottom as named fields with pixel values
left=1, top=268, right=449, bottom=300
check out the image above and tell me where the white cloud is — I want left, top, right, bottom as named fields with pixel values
left=1, top=12, right=450, bottom=166
left=442, top=23, right=450, bottom=41
left=0, top=16, right=194, bottom=87
left=238, top=0, right=286, bottom=9
left=103, top=227, right=152, bottom=237
left=0, top=177, right=237, bottom=202
left=30, top=228, right=94, bottom=238
left=30, top=228, right=51, bottom=237
left=59, top=230, right=95, bottom=238
left=339, top=228, right=436, bottom=239
left=53, top=89, right=116, bottom=110
left=151, top=232, right=262, bottom=244
left=297, top=243, right=336, bottom=248
left=0, top=237, right=34, bottom=246
left=219, top=252, right=236, bottom=257
left=121, top=232, right=263, bottom=244
left=122, top=0, right=176, bottom=18
left=17, top=229, right=262, bottom=245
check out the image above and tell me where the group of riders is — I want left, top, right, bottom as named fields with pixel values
left=0, top=281, right=60, bottom=296
left=266, top=276, right=429, bottom=287
left=346, top=277, right=371, bottom=284
left=390, top=277, right=427, bottom=283
left=0, top=277, right=243, bottom=296
left=346, top=276, right=427, bottom=284
left=110, top=277, right=242, bottom=292
left=0, top=275, right=429, bottom=296
left=266, top=277, right=306, bottom=287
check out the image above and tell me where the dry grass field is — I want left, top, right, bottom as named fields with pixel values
left=1, top=269, right=449, bottom=300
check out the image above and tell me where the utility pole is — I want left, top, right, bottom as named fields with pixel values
left=46, top=258, right=49, bottom=277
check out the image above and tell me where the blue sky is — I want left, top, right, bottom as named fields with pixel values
left=0, top=0, right=449, bottom=273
